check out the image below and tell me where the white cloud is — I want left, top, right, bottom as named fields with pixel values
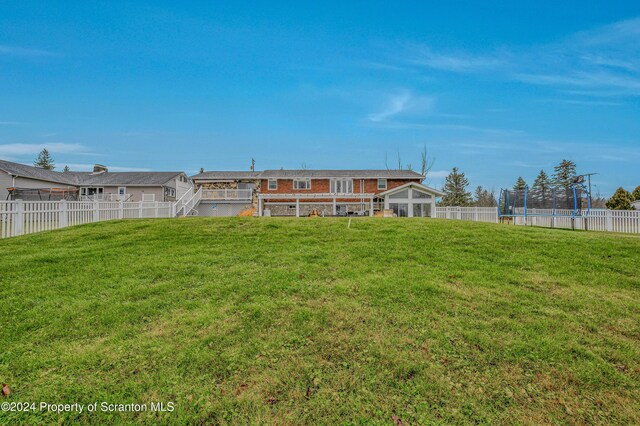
left=0, top=143, right=92, bottom=158
left=427, top=170, right=450, bottom=178
left=0, top=44, right=56, bottom=58
left=410, top=46, right=506, bottom=72
left=367, top=91, right=434, bottom=122
left=406, top=17, right=640, bottom=97
left=63, top=163, right=152, bottom=172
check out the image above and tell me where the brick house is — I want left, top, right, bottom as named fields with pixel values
left=191, top=169, right=443, bottom=217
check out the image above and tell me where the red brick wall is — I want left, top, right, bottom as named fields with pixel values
left=259, top=178, right=421, bottom=201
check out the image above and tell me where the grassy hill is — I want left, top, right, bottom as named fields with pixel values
left=0, top=218, right=639, bottom=424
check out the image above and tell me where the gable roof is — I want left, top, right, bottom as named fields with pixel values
left=0, top=159, right=185, bottom=187
left=192, top=169, right=425, bottom=180
left=191, top=171, right=262, bottom=180
left=377, top=181, right=444, bottom=197
left=0, top=159, right=77, bottom=185
left=66, top=171, right=184, bottom=186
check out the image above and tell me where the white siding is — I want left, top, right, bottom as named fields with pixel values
left=174, top=175, right=193, bottom=200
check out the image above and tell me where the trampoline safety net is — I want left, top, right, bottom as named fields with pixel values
left=499, top=185, right=589, bottom=218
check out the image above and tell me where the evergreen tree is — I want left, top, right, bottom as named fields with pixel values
left=474, top=186, right=497, bottom=207
left=552, top=159, right=577, bottom=188
left=34, top=148, right=55, bottom=170
left=513, top=176, right=527, bottom=191
left=63, top=165, right=70, bottom=172
left=532, top=169, right=552, bottom=206
left=532, top=170, right=551, bottom=191
left=632, top=185, right=640, bottom=201
left=606, top=187, right=633, bottom=210
left=439, top=167, right=472, bottom=206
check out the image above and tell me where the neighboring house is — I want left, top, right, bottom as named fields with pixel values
left=0, top=160, right=192, bottom=202
left=190, top=171, right=261, bottom=216
left=192, top=169, right=443, bottom=217
left=632, top=200, right=640, bottom=210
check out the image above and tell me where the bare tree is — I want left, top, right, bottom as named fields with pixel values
left=420, top=143, right=435, bottom=179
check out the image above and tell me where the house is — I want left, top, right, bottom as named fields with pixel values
left=633, top=200, right=640, bottom=210
left=191, top=169, right=443, bottom=217
left=0, top=160, right=192, bottom=202
left=189, top=171, right=261, bottom=216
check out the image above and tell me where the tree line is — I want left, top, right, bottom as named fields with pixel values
left=438, top=158, right=639, bottom=210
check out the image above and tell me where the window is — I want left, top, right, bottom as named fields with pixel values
left=80, top=187, right=104, bottom=199
left=118, top=187, right=126, bottom=195
left=268, top=179, right=278, bottom=190
left=330, top=179, right=353, bottom=194
left=389, top=189, right=410, bottom=199
left=377, top=178, right=387, bottom=190
left=165, top=187, right=175, bottom=197
left=412, top=189, right=431, bottom=199
left=293, top=179, right=311, bottom=190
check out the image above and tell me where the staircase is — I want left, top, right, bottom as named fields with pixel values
left=173, top=187, right=202, bottom=217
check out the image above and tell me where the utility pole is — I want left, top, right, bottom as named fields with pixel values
left=250, top=158, right=255, bottom=171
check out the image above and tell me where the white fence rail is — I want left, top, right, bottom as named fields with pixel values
left=0, top=200, right=174, bottom=239
left=434, top=206, right=640, bottom=234
left=435, top=207, right=499, bottom=223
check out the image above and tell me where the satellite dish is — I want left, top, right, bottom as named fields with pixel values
left=573, top=175, right=584, bottom=184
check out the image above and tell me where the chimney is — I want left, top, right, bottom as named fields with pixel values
left=92, top=164, right=108, bottom=174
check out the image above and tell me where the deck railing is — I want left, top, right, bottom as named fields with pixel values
left=201, top=188, right=252, bottom=200
left=179, top=187, right=202, bottom=217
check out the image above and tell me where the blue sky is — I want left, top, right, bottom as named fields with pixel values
left=1, top=1, right=639, bottom=195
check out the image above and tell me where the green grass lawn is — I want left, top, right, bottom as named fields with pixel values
left=0, top=218, right=639, bottom=425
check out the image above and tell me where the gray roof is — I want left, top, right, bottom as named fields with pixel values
left=0, top=159, right=77, bottom=185
left=0, top=159, right=184, bottom=187
left=191, top=171, right=262, bottom=180
left=193, top=169, right=424, bottom=180
left=262, top=169, right=424, bottom=179
left=66, top=171, right=183, bottom=186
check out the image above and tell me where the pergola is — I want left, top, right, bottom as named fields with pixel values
left=257, top=193, right=377, bottom=217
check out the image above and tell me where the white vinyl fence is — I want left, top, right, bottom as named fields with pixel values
left=0, top=200, right=174, bottom=239
left=435, top=206, right=640, bottom=234
left=435, top=207, right=499, bottom=223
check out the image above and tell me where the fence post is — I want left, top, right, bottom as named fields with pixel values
left=59, top=200, right=68, bottom=229
left=119, top=202, right=124, bottom=219
left=155, top=202, right=159, bottom=218
left=93, top=201, right=99, bottom=222
left=14, top=200, right=24, bottom=236
left=474, top=208, right=479, bottom=222
left=606, top=210, right=613, bottom=232
left=139, top=201, right=143, bottom=218
left=457, top=207, right=462, bottom=221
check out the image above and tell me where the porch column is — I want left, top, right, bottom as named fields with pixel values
left=258, top=197, right=263, bottom=217
left=295, top=197, right=300, bottom=217
left=408, top=189, right=414, bottom=217
left=369, top=197, right=374, bottom=216
left=332, top=198, right=337, bottom=215
left=384, top=196, right=389, bottom=210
